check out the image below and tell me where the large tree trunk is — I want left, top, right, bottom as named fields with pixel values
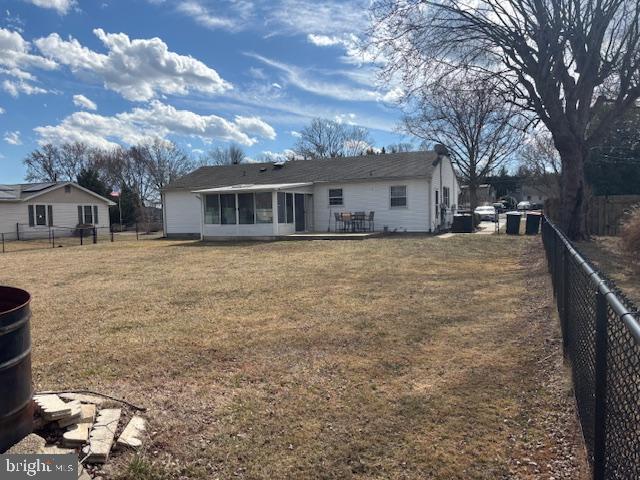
left=469, top=183, right=479, bottom=213
left=557, top=144, right=588, bottom=240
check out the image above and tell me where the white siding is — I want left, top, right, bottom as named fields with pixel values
left=430, top=156, right=460, bottom=231
left=0, top=203, right=25, bottom=235
left=163, top=190, right=202, bottom=235
left=0, top=202, right=110, bottom=236
left=313, top=179, right=431, bottom=232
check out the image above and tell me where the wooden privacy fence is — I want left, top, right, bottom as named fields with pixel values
left=545, top=195, right=640, bottom=236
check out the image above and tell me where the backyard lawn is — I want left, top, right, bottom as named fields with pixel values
left=1, top=235, right=588, bottom=479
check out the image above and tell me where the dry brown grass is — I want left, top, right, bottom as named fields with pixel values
left=578, top=236, right=640, bottom=306
left=1, top=235, right=588, bottom=479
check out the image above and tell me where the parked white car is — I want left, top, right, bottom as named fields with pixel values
left=474, top=205, right=497, bottom=221
left=517, top=201, right=532, bottom=211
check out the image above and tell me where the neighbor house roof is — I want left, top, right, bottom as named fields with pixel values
left=165, top=151, right=442, bottom=191
left=0, top=181, right=116, bottom=205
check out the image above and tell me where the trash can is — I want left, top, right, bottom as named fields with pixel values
left=451, top=214, right=473, bottom=233
left=0, top=286, right=33, bottom=453
left=506, top=211, right=521, bottom=235
left=525, top=212, right=542, bottom=235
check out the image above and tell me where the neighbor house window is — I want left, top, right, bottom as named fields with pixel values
left=64, top=185, right=71, bottom=193
left=329, top=188, right=343, bottom=206
left=77, top=205, right=97, bottom=224
left=390, top=186, right=407, bottom=208
left=255, top=192, right=273, bottom=224
left=204, top=194, right=220, bottom=224
left=286, top=193, right=294, bottom=223
left=84, top=205, right=93, bottom=224
left=35, top=205, right=47, bottom=226
left=220, top=194, right=237, bottom=224
left=443, top=187, right=450, bottom=208
left=277, top=192, right=286, bottom=223
left=238, top=193, right=255, bottom=224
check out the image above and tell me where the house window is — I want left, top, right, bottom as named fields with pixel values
left=84, top=205, right=93, bottom=224
left=35, top=205, right=47, bottom=226
left=255, top=192, right=273, bottom=224
left=443, top=187, right=450, bottom=208
left=238, top=193, right=255, bottom=224
left=77, top=205, right=97, bottom=224
left=204, top=194, right=220, bottom=224
left=329, top=188, right=343, bottom=206
left=286, top=193, right=294, bottom=223
left=390, top=185, right=407, bottom=208
left=277, top=192, right=286, bottom=223
left=220, top=194, right=237, bottom=224
left=64, top=185, right=71, bottom=193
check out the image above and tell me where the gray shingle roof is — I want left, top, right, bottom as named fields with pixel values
left=165, top=151, right=442, bottom=191
left=0, top=182, right=58, bottom=201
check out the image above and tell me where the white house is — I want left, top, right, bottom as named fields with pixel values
left=0, top=182, right=115, bottom=238
left=162, top=151, right=460, bottom=240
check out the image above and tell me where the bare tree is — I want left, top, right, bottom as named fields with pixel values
left=371, top=0, right=640, bottom=239
left=135, top=138, right=193, bottom=199
left=59, top=142, right=92, bottom=181
left=386, top=143, right=415, bottom=153
left=343, top=126, right=373, bottom=157
left=405, top=79, right=524, bottom=211
left=518, top=130, right=562, bottom=198
left=203, top=144, right=246, bottom=165
left=294, top=118, right=373, bottom=158
left=24, top=144, right=61, bottom=182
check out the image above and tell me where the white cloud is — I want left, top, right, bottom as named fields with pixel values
left=0, top=28, right=57, bottom=95
left=266, top=0, right=368, bottom=39
left=2, top=79, right=47, bottom=97
left=72, top=94, right=97, bottom=110
left=246, top=53, right=380, bottom=102
left=0, top=107, right=5, bottom=114
left=25, top=0, right=76, bottom=15
left=233, top=115, right=276, bottom=140
left=35, top=29, right=232, bottom=101
left=290, top=130, right=301, bottom=138
left=307, top=34, right=342, bottom=47
left=175, top=1, right=240, bottom=31
left=335, top=113, right=357, bottom=124
left=4, top=130, right=22, bottom=145
left=34, top=100, right=277, bottom=149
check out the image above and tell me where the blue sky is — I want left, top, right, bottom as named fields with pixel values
left=0, top=0, right=411, bottom=183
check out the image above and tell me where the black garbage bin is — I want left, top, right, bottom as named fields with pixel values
left=451, top=214, right=473, bottom=233
left=525, top=212, right=542, bottom=235
left=506, top=211, right=521, bottom=235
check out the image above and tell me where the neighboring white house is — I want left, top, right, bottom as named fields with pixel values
left=162, top=151, right=460, bottom=240
left=0, top=182, right=115, bottom=237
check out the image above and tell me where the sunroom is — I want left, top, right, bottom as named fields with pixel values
left=193, top=183, right=314, bottom=239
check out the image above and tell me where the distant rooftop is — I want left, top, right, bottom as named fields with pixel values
left=0, top=182, right=59, bottom=201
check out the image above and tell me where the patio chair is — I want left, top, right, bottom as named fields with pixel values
left=334, top=212, right=342, bottom=232
left=353, top=212, right=366, bottom=232
left=367, top=211, right=375, bottom=232
left=340, top=212, right=352, bottom=232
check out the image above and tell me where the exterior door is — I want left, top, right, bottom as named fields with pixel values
left=294, top=194, right=305, bottom=232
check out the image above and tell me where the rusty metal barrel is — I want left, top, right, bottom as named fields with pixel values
left=0, top=286, right=33, bottom=453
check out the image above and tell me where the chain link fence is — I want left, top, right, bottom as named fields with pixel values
left=542, top=216, right=640, bottom=480
left=1, top=224, right=163, bottom=254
